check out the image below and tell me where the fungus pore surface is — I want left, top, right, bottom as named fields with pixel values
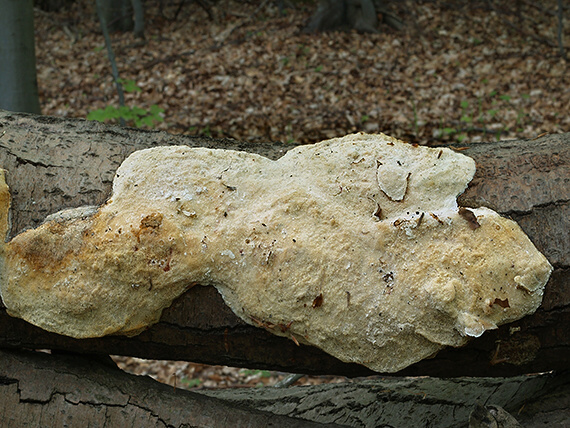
left=0, top=133, right=552, bottom=372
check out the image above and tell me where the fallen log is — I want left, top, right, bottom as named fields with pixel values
left=0, top=110, right=568, bottom=377
left=2, top=347, right=568, bottom=428
left=0, top=348, right=331, bottom=428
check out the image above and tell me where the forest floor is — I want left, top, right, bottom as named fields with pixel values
left=35, top=0, right=568, bottom=146
left=33, top=0, right=568, bottom=390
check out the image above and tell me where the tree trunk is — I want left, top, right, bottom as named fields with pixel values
left=131, top=0, right=145, bottom=39
left=0, top=0, right=41, bottom=114
left=303, top=0, right=402, bottom=33
left=0, top=110, right=568, bottom=378
left=98, top=0, right=134, bottom=33
left=304, top=0, right=348, bottom=33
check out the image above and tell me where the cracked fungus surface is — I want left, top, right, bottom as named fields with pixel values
left=0, top=133, right=552, bottom=373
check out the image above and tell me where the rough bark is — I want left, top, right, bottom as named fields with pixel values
left=0, top=110, right=568, bottom=378
left=1, top=347, right=569, bottom=428
left=198, top=370, right=570, bottom=428
left=0, top=348, right=331, bottom=428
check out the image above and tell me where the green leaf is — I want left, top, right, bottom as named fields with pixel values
left=118, top=79, right=142, bottom=93
left=181, top=378, right=202, bottom=388
left=460, top=100, right=469, bottom=109
left=87, top=109, right=107, bottom=122
left=131, top=106, right=147, bottom=117
left=150, top=105, right=164, bottom=115
left=104, top=105, right=121, bottom=119
left=140, top=116, right=155, bottom=127
left=116, top=106, right=133, bottom=119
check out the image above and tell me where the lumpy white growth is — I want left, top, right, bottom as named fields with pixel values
left=0, top=133, right=552, bottom=373
left=376, top=158, right=409, bottom=201
left=221, top=249, right=236, bottom=259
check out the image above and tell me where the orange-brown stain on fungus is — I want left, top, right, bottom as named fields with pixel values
left=278, top=321, right=293, bottom=332
left=458, top=207, right=480, bottom=230
left=141, top=213, right=163, bottom=230
left=493, top=298, right=510, bottom=308
left=430, top=212, right=444, bottom=224
left=373, top=204, right=382, bottom=220
left=312, top=293, right=323, bottom=308
left=250, top=316, right=275, bottom=330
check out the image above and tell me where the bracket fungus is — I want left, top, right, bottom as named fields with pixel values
left=0, top=133, right=552, bottom=372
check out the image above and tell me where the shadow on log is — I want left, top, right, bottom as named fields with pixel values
left=0, top=110, right=568, bottom=378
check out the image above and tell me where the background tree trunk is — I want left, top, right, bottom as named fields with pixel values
left=0, top=110, right=568, bottom=379
left=131, top=0, right=145, bottom=39
left=98, top=0, right=134, bottom=33
left=0, top=0, right=41, bottom=114
left=303, top=0, right=403, bottom=33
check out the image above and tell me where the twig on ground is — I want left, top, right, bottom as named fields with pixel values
left=274, top=373, right=304, bottom=388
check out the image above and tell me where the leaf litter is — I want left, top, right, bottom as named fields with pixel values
left=36, top=0, right=568, bottom=146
